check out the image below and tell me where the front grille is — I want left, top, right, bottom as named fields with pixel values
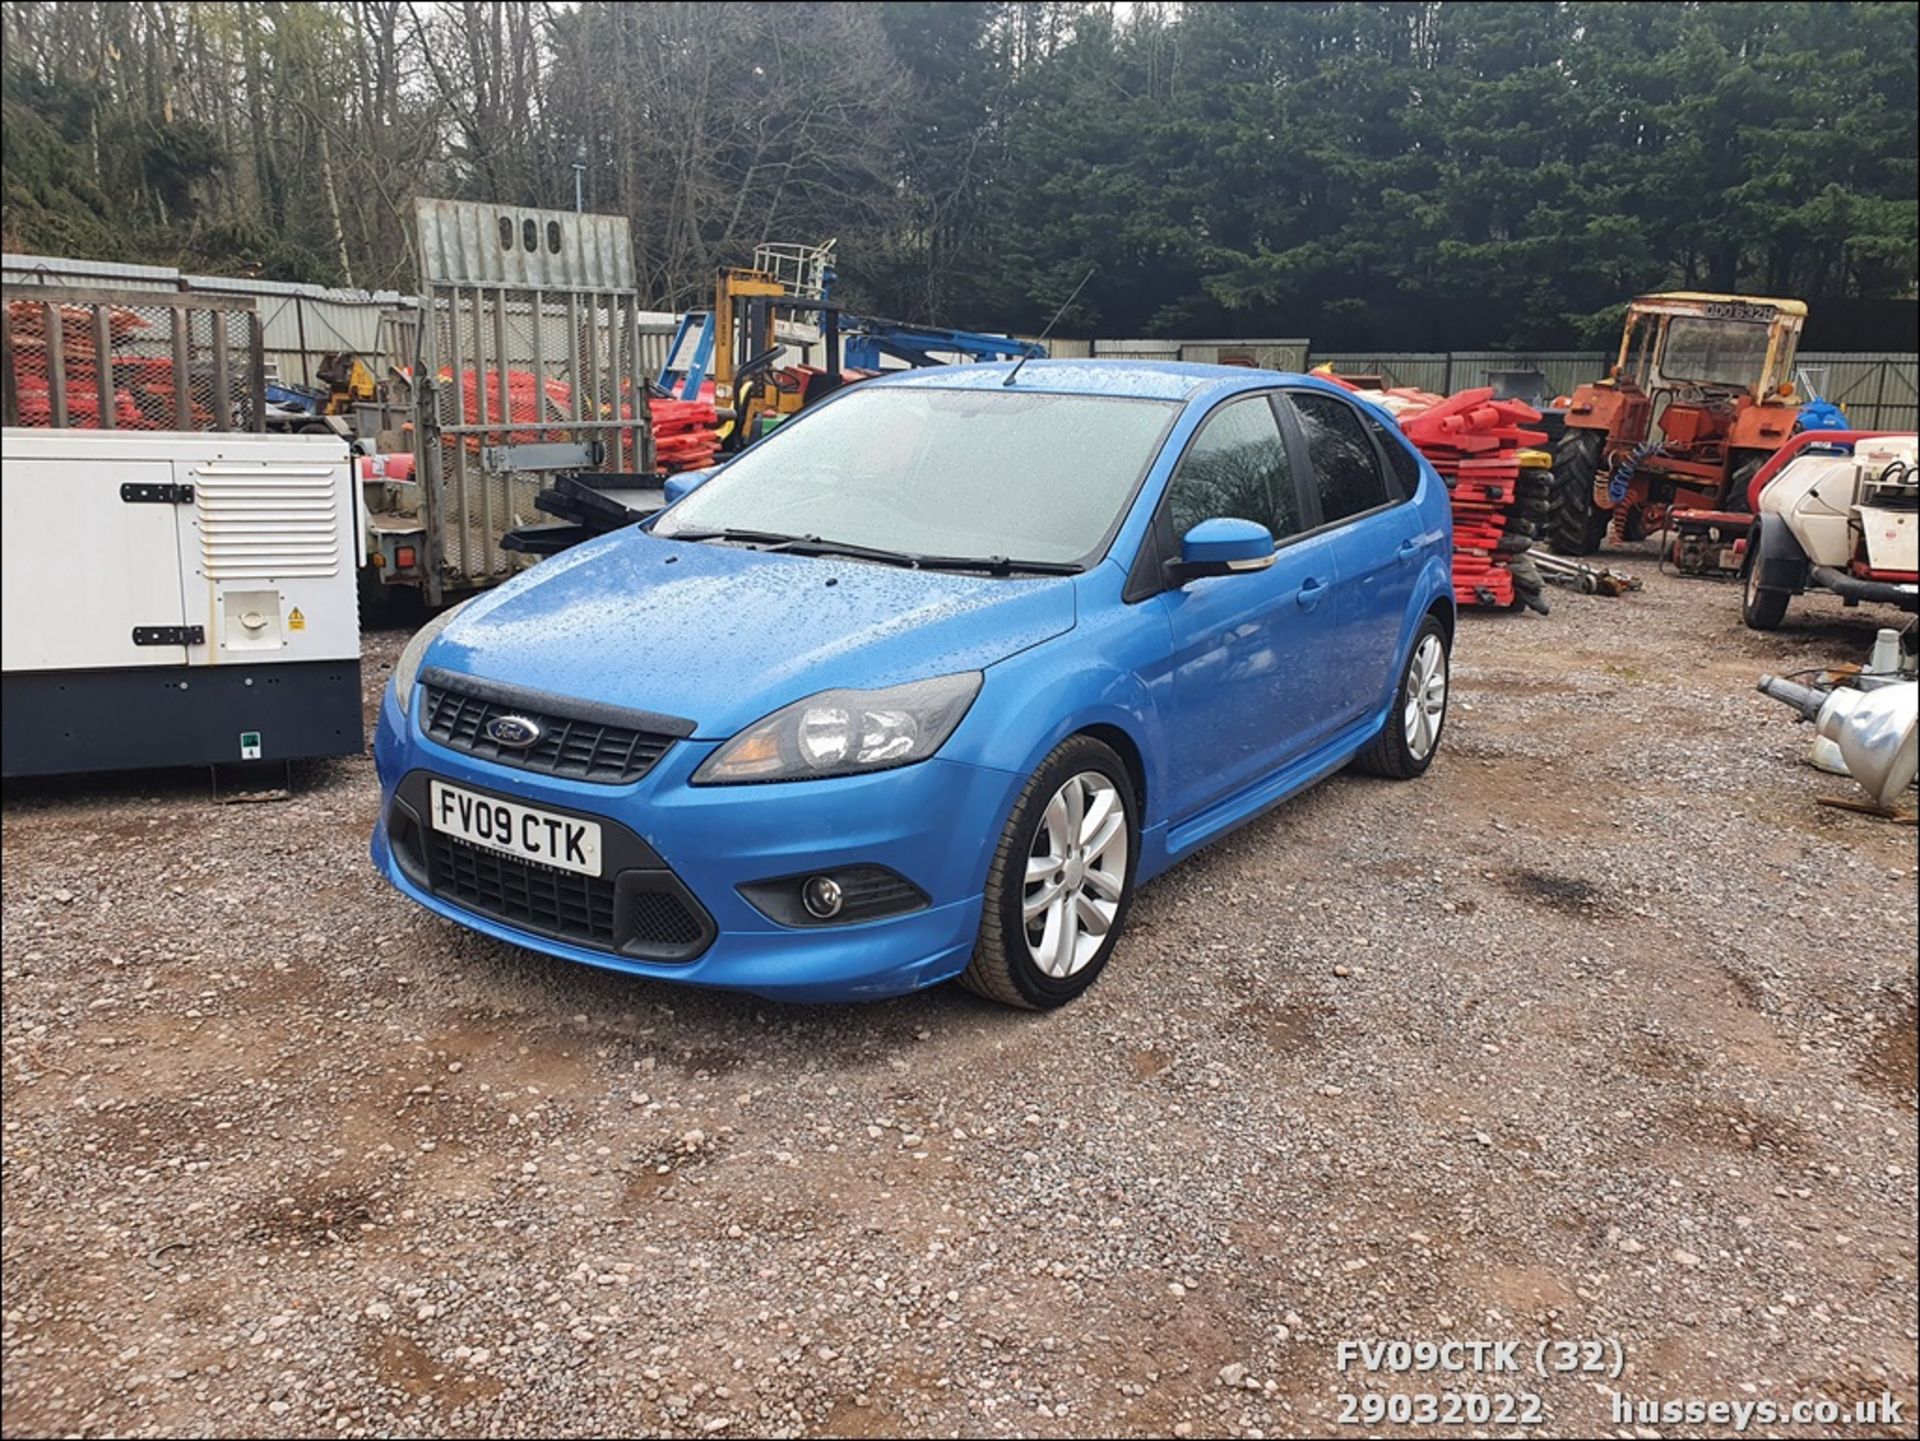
left=427, top=831, right=617, bottom=945
left=422, top=682, right=676, bottom=784
left=392, top=769, right=717, bottom=963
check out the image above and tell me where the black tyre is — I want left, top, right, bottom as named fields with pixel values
left=1352, top=615, right=1450, bottom=779
left=1547, top=430, right=1610, bottom=556
left=960, top=735, right=1139, bottom=1010
left=1724, top=453, right=1767, bottom=514
left=1741, top=528, right=1790, bottom=631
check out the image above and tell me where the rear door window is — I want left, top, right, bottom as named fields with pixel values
left=1362, top=410, right=1423, bottom=498
left=1287, top=391, right=1392, bottom=523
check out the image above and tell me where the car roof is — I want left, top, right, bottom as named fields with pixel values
left=867, top=358, right=1312, bottom=403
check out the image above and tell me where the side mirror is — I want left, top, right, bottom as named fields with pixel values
left=663, top=469, right=715, bottom=504
left=1164, top=517, right=1276, bottom=586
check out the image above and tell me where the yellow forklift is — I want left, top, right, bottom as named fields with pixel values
left=657, top=240, right=1045, bottom=452
left=659, top=242, right=849, bottom=450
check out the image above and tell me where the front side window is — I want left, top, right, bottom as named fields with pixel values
left=1164, top=396, right=1301, bottom=542
left=1288, top=391, right=1390, bottom=523
left=655, top=386, right=1179, bottom=567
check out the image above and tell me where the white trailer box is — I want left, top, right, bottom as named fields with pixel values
left=2, top=428, right=362, bottom=777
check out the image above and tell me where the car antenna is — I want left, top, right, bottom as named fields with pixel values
left=1003, top=268, right=1095, bottom=386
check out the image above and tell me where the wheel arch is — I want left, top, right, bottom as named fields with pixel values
left=1077, top=721, right=1148, bottom=818
left=1749, top=511, right=1811, bottom=594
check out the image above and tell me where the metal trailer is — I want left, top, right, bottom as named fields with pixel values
left=391, top=198, right=655, bottom=604
left=1, top=427, right=363, bottom=779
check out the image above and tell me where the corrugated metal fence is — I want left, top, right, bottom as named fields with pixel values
left=5, top=254, right=1911, bottom=431
left=1796, top=353, right=1918, bottom=430
left=1066, top=342, right=1916, bottom=430
left=1304, top=349, right=1918, bottom=429
left=1027, top=335, right=1315, bottom=372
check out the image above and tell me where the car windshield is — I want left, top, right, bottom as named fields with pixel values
left=1661, top=317, right=1772, bottom=388
left=653, top=386, right=1179, bottom=567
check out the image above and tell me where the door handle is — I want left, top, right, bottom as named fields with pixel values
left=1397, top=538, right=1420, bottom=562
left=1296, top=576, right=1328, bottom=609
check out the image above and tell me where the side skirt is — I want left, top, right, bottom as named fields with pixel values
left=1144, top=714, right=1382, bottom=876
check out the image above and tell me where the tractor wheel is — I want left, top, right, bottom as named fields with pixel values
left=1547, top=430, right=1610, bottom=556
left=1724, top=453, right=1767, bottom=514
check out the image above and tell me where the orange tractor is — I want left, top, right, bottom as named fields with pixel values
left=1547, top=293, right=1809, bottom=561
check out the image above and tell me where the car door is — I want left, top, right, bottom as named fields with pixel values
left=1280, top=389, right=1425, bottom=725
left=1149, top=394, right=1349, bottom=822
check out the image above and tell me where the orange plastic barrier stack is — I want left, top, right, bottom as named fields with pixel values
left=648, top=393, right=723, bottom=473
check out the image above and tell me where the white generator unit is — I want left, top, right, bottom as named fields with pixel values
left=2, top=428, right=363, bottom=777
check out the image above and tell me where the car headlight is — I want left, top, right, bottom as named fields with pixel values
left=693, top=672, right=982, bottom=784
left=391, top=600, right=470, bottom=715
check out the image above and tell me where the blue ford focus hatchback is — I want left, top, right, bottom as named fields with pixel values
left=372, top=362, right=1453, bottom=1008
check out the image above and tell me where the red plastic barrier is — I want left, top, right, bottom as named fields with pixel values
left=1317, top=377, right=1548, bottom=610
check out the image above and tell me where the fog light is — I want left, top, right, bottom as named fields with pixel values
left=801, top=875, right=843, bottom=920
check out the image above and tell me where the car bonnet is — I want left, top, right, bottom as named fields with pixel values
left=426, top=531, right=1078, bottom=739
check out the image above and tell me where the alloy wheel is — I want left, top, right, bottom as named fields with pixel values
left=1021, top=771, right=1129, bottom=979
left=1403, top=634, right=1447, bottom=761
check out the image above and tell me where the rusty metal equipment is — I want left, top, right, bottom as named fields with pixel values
left=1530, top=550, right=1640, bottom=595
left=1547, top=293, right=1809, bottom=559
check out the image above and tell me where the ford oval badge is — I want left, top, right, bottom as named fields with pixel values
left=485, top=714, right=543, bottom=749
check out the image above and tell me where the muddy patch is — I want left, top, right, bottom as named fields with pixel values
left=1238, top=995, right=1334, bottom=1054
left=1720, top=963, right=1769, bottom=1011
left=1128, top=1047, right=1170, bottom=1080
left=1859, top=996, right=1918, bottom=1110
left=365, top=1333, right=503, bottom=1406
left=1622, top=1033, right=1706, bottom=1083
left=1499, top=866, right=1607, bottom=916
left=245, top=1176, right=394, bottom=1251
left=1656, top=1099, right=1812, bottom=1164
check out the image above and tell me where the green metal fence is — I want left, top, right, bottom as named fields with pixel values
left=1050, top=340, right=1917, bottom=429
left=1028, top=336, right=1314, bottom=371
left=1801, top=353, right=1918, bottom=430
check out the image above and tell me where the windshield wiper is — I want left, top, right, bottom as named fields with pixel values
left=903, top=552, right=1082, bottom=576
left=668, top=528, right=1078, bottom=576
left=777, top=537, right=1079, bottom=575
left=667, top=527, right=812, bottom=548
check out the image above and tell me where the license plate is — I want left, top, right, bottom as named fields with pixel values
left=427, top=779, right=603, bottom=877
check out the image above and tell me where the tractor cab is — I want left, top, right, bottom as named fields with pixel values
left=1614, top=293, right=1804, bottom=407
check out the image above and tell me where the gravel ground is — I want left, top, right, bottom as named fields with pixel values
left=3, top=551, right=1916, bottom=1439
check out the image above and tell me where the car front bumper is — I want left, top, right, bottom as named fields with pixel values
left=369, top=683, right=1013, bottom=1002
